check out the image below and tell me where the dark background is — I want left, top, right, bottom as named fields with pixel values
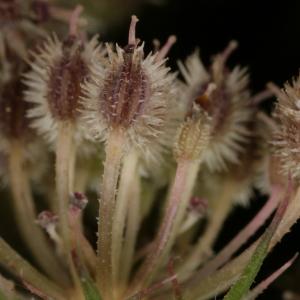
left=106, top=0, right=300, bottom=299
left=107, top=0, right=300, bottom=93
left=1, top=0, right=300, bottom=299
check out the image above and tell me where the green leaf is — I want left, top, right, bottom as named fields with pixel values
left=81, top=277, right=102, bottom=300
left=223, top=234, right=269, bottom=300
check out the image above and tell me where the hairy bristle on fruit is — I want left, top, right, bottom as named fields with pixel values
left=81, top=15, right=177, bottom=162
left=272, top=76, right=300, bottom=180
left=178, top=43, right=253, bottom=171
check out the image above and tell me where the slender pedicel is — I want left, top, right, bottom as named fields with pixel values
left=80, top=14, right=177, bottom=298
left=127, top=108, right=211, bottom=295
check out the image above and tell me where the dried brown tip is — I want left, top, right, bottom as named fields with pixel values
left=68, top=5, right=83, bottom=37
left=193, top=83, right=216, bottom=113
left=155, top=35, right=177, bottom=62
left=128, top=15, right=139, bottom=45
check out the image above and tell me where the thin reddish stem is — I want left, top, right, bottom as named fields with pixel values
left=127, top=159, right=200, bottom=296
left=69, top=5, right=83, bottom=37
left=245, top=253, right=298, bottom=300
left=128, top=15, right=139, bottom=45
left=155, top=35, right=177, bottom=62
left=193, top=185, right=282, bottom=280
left=221, top=40, right=238, bottom=64
left=167, top=258, right=183, bottom=300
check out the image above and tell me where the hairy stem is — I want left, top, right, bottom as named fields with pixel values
left=55, top=121, right=83, bottom=296
left=8, top=139, right=68, bottom=284
left=128, top=158, right=200, bottom=295
left=0, top=238, right=66, bottom=300
left=112, top=150, right=139, bottom=289
left=56, top=121, right=75, bottom=251
left=120, top=163, right=141, bottom=285
left=97, top=128, right=126, bottom=299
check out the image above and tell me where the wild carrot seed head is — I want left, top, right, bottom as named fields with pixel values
left=23, top=7, right=105, bottom=144
left=178, top=42, right=253, bottom=171
left=272, top=75, right=300, bottom=181
left=81, top=15, right=178, bottom=163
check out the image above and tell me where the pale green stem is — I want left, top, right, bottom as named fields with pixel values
left=112, top=150, right=139, bottom=289
left=178, top=179, right=237, bottom=280
left=55, top=121, right=83, bottom=296
left=0, top=238, right=66, bottom=300
left=97, top=128, right=126, bottom=300
left=68, top=207, right=97, bottom=277
left=127, top=158, right=200, bottom=296
left=120, top=162, right=141, bottom=285
left=8, top=140, right=68, bottom=284
left=56, top=121, right=75, bottom=252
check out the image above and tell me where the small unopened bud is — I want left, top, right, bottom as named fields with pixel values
left=37, top=210, right=58, bottom=229
left=188, top=196, right=208, bottom=215
left=174, top=110, right=211, bottom=161
left=69, top=192, right=88, bottom=212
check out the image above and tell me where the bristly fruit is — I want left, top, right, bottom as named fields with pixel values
left=24, top=15, right=104, bottom=144
left=178, top=42, right=253, bottom=171
left=272, top=75, right=300, bottom=180
left=81, top=15, right=177, bottom=162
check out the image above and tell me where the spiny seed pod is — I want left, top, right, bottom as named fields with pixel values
left=272, top=76, right=300, bottom=181
left=178, top=42, right=253, bottom=171
left=174, top=105, right=212, bottom=161
left=81, top=16, right=177, bottom=162
left=24, top=25, right=104, bottom=143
